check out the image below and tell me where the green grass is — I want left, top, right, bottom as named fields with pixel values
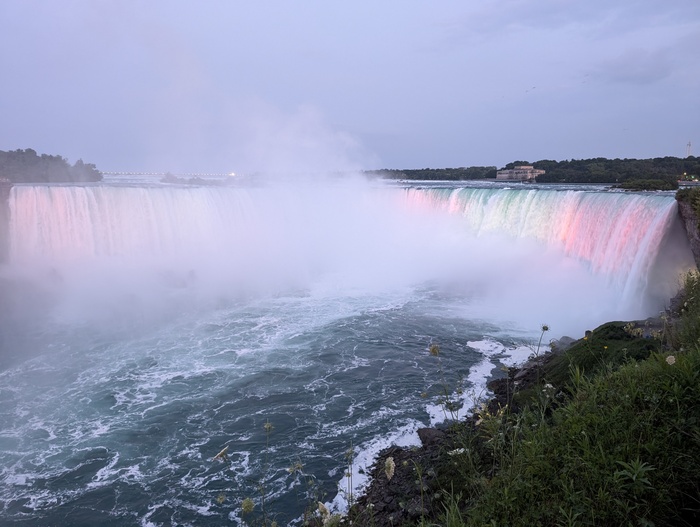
left=460, top=349, right=700, bottom=526
left=544, top=321, right=664, bottom=385
left=509, top=321, right=664, bottom=410
left=415, top=271, right=700, bottom=527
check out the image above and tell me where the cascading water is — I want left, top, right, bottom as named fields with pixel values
left=401, top=186, right=691, bottom=312
left=0, top=178, right=693, bottom=526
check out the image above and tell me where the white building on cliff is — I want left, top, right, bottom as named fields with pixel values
left=496, top=165, right=545, bottom=182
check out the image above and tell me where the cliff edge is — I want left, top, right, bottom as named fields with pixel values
left=676, top=188, right=700, bottom=269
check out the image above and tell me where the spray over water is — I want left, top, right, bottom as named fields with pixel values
left=0, top=178, right=693, bottom=525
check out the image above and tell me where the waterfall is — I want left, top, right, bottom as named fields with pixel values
left=5, top=183, right=693, bottom=325
left=401, top=186, right=692, bottom=308
left=8, top=185, right=257, bottom=262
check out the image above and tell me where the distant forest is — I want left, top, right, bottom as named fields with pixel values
left=367, top=166, right=497, bottom=181
left=3, top=149, right=699, bottom=186
left=368, top=156, right=700, bottom=184
left=0, top=148, right=102, bottom=183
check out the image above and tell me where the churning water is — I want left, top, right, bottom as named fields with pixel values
left=0, top=177, right=693, bottom=525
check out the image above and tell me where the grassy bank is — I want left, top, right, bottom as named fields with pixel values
left=343, top=271, right=700, bottom=527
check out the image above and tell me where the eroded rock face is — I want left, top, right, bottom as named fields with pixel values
left=677, top=199, right=700, bottom=269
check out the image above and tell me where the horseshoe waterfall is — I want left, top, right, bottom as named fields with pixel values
left=0, top=179, right=694, bottom=526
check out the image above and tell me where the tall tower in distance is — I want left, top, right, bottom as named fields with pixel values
left=688, top=141, right=693, bottom=158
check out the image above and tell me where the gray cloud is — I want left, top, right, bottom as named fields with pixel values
left=0, top=0, right=698, bottom=171
left=593, top=48, right=674, bottom=85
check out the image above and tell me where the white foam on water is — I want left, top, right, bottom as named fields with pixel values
left=499, top=343, right=540, bottom=367
left=3, top=473, right=32, bottom=486
left=328, top=421, right=422, bottom=513
left=310, top=334, right=554, bottom=517
left=468, top=338, right=549, bottom=400
left=425, top=338, right=545, bottom=426
left=87, top=451, right=120, bottom=488
left=119, top=463, right=146, bottom=483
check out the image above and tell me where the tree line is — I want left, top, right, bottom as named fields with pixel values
left=3, top=149, right=699, bottom=185
left=365, top=166, right=497, bottom=180
left=0, top=148, right=102, bottom=183
left=525, top=156, right=700, bottom=184
left=368, top=156, right=700, bottom=183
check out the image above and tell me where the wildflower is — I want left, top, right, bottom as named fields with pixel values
left=666, top=355, right=676, bottom=365
left=384, top=457, right=395, bottom=481
left=216, top=493, right=226, bottom=504
left=541, top=324, right=549, bottom=332
left=213, top=445, right=230, bottom=462
left=241, top=497, right=255, bottom=514
left=318, top=501, right=330, bottom=519
left=429, top=343, right=440, bottom=356
left=288, top=461, right=304, bottom=474
left=448, top=448, right=467, bottom=456
left=263, top=420, right=274, bottom=433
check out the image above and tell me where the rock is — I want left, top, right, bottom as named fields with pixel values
left=550, top=336, right=576, bottom=353
left=417, top=428, right=445, bottom=447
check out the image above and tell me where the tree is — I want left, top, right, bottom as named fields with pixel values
left=0, top=149, right=103, bottom=183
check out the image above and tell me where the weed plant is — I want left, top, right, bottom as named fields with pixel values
left=461, top=349, right=700, bottom=526
left=428, top=343, right=465, bottom=422
left=419, top=272, right=700, bottom=527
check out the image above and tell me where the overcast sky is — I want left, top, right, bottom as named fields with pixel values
left=1, top=1, right=698, bottom=174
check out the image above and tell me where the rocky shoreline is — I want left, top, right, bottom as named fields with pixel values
left=342, top=341, right=562, bottom=525
left=341, top=320, right=670, bottom=526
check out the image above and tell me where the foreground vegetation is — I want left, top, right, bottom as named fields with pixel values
left=341, top=270, right=700, bottom=526
left=453, top=332, right=698, bottom=526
